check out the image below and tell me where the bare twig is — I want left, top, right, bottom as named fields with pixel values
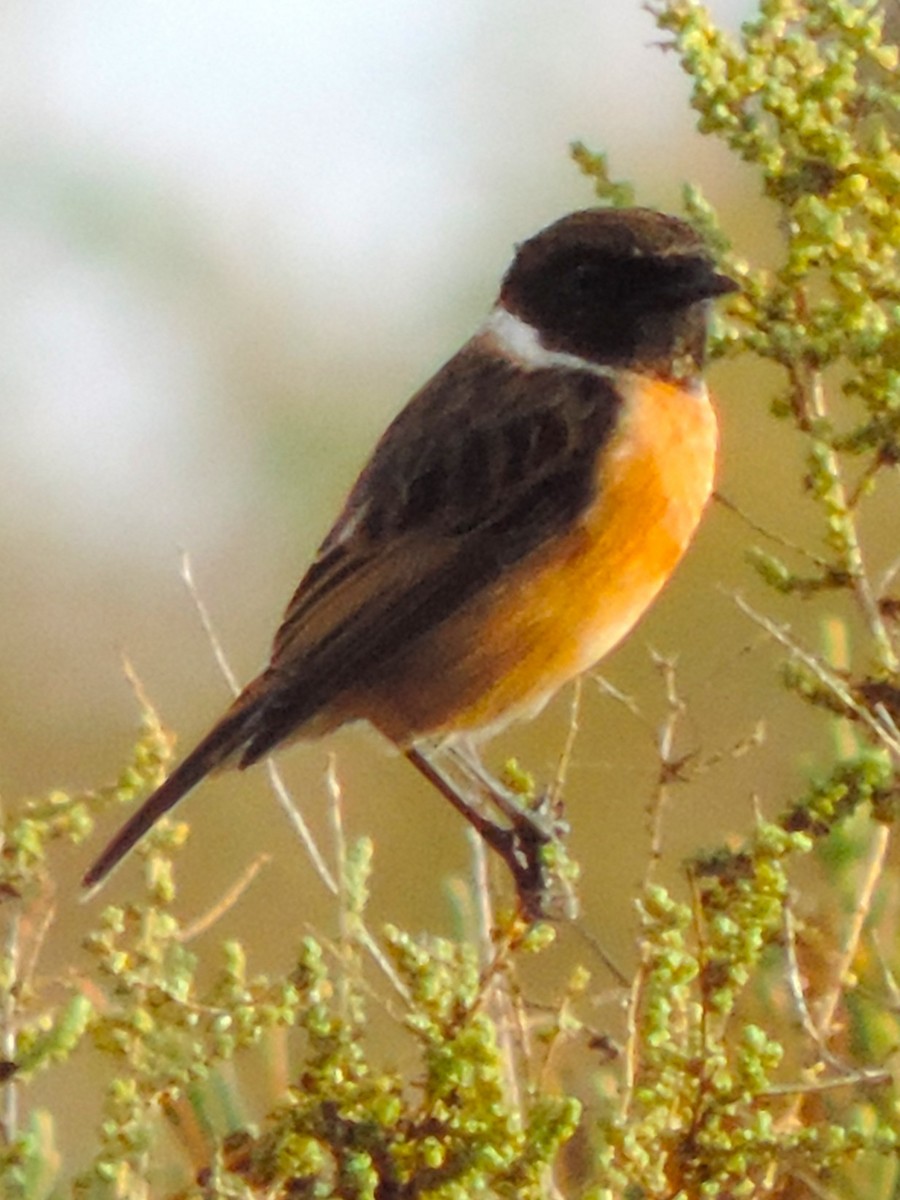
left=692, top=720, right=766, bottom=775
left=781, top=899, right=863, bottom=1075
left=324, top=756, right=409, bottom=1003
left=467, top=826, right=494, bottom=972
left=714, top=490, right=831, bottom=569
left=646, top=652, right=686, bottom=873
left=813, top=821, right=892, bottom=1043
left=0, top=909, right=21, bottom=1140
left=620, top=937, right=646, bottom=1122
left=869, top=928, right=900, bottom=1011
left=776, top=820, right=893, bottom=1141
left=790, top=1170, right=842, bottom=1200
left=179, top=551, right=240, bottom=695
left=179, top=550, right=340, bottom=897
left=804, top=372, right=899, bottom=674
left=548, top=677, right=582, bottom=808
left=325, top=757, right=348, bottom=926
left=782, top=901, right=834, bottom=1055
left=264, top=759, right=339, bottom=895
left=592, top=673, right=644, bottom=723
left=465, top=829, right=524, bottom=1115
left=569, top=923, right=628, bottom=986
left=179, top=552, right=409, bottom=1001
left=731, top=591, right=900, bottom=762
left=178, top=855, right=272, bottom=942
left=876, top=552, right=900, bottom=600
left=760, top=1067, right=893, bottom=1097
left=326, top=755, right=353, bottom=1021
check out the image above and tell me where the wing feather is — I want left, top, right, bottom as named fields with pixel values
left=240, top=340, right=621, bottom=761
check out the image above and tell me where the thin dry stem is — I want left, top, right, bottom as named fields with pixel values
left=323, top=757, right=409, bottom=1003
left=870, top=928, right=900, bottom=1011
left=877, top=551, right=900, bottom=599
left=619, top=851, right=680, bottom=1127
left=569, top=923, right=628, bottom=985
left=813, top=820, right=892, bottom=1042
left=324, top=756, right=346, bottom=904
left=731, top=591, right=900, bottom=762
left=178, top=551, right=241, bottom=695
left=15, top=886, right=56, bottom=1010
left=592, top=673, right=644, bottom=723
left=791, top=1170, right=842, bottom=1200
left=264, top=759, right=339, bottom=895
left=179, top=550, right=340, bottom=896
left=326, top=755, right=352, bottom=1020
left=466, top=826, right=495, bottom=971
left=804, top=372, right=899, bottom=674
left=477, top=925, right=531, bottom=1118
left=714, top=490, right=831, bottom=569
left=620, top=956, right=643, bottom=1121
left=761, top=1067, right=893, bottom=1097
left=1, top=909, right=21, bottom=1140
left=179, top=551, right=411, bottom=1000
left=646, top=652, right=686, bottom=874
left=548, top=677, right=582, bottom=809
left=692, top=720, right=766, bottom=775
left=781, top=901, right=844, bottom=1068
left=777, top=820, right=893, bottom=1140
left=686, top=862, right=713, bottom=1087
left=178, top=854, right=272, bottom=942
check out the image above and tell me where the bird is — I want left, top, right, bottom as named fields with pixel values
left=83, top=206, right=736, bottom=908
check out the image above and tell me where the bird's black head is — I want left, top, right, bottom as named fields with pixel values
left=499, top=207, right=737, bottom=382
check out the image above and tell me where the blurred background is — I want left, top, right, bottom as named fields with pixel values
left=2, top=0, right=844, bottom=1176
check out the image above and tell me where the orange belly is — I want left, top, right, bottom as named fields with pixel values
left=352, top=373, right=718, bottom=744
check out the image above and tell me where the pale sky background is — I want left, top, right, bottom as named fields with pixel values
left=3, top=0, right=751, bottom=563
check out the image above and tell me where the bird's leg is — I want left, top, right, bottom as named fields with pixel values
left=404, top=743, right=559, bottom=920
left=445, top=737, right=567, bottom=840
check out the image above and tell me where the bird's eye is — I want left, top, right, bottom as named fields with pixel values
left=572, top=263, right=595, bottom=291
left=570, top=259, right=608, bottom=298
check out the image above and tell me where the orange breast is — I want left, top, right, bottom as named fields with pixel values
left=354, top=374, right=718, bottom=744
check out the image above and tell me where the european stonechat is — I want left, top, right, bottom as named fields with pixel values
left=83, top=207, right=736, bottom=905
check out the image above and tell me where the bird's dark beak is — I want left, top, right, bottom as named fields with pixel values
left=657, top=260, right=740, bottom=308
left=706, top=269, right=740, bottom=298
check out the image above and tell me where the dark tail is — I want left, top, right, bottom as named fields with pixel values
left=81, top=698, right=258, bottom=894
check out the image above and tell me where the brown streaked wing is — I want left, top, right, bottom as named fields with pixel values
left=239, top=343, right=622, bottom=763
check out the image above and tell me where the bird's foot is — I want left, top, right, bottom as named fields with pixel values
left=405, top=745, right=578, bottom=921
